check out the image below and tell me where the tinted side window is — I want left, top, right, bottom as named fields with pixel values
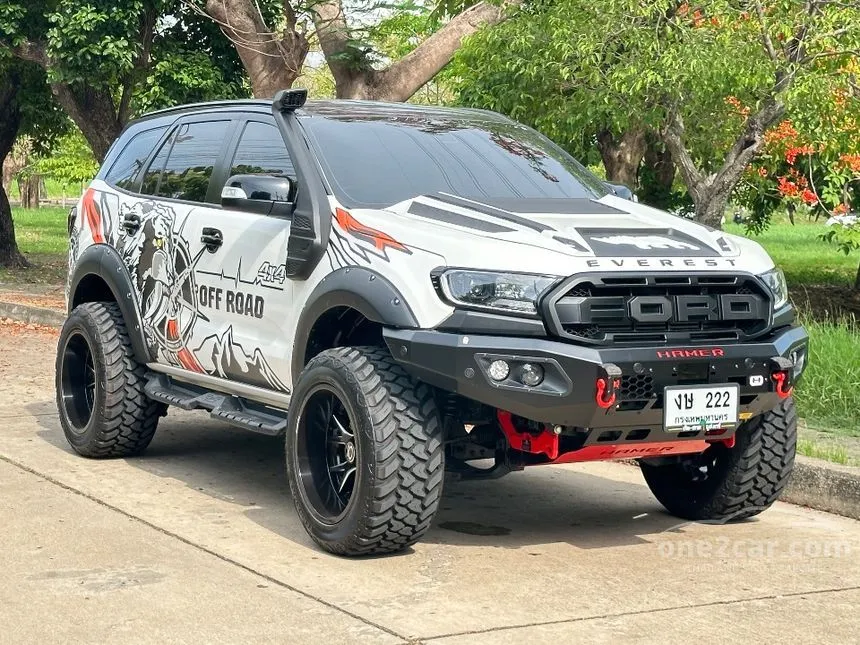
left=140, top=135, right=172, bottom=196
left=154, top=120, right=230, bottom=203
left=104, top=126, right=167, bottom=190
left=230, top=121, right=294, bottom=177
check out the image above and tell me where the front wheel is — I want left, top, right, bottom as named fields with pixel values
left=640, top=399, right=797, bottom=522
left=56, top=302, right=165, bottom=458
left=285, top=346, right=445, bottom=556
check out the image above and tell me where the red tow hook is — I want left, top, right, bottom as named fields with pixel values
left=595, top=378, right=619, bottom=408
left=595, top=363, right=622, bottom=409
left=772, top=371, right=793, bottom=399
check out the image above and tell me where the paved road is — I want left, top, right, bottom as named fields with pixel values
left=1, top=321, right=859, bottom=644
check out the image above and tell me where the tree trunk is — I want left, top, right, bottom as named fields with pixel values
left=596, top=128, right=647, bottom=189
left=206, top=0, right=308, bottom=98
left=0, top=169, right=27, bottom=268
left=19, top=174, right=40, bottom=209
left=0, top=69, right=27, bottom=267
left=854, top=261, right=860, bottom=292
left=312, top=0, right=518, bottom=101
left=49, top=84, right=123, bottom=162
left=638, top=136, right=676, bottom=209
left=694, top=189, right=731, bottom=229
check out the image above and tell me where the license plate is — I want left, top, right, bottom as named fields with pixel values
left=663, top=384, right=739, bottom=432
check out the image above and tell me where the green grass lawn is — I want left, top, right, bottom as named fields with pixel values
left=725, top=218, right=860, bottom=287
left=0, top=206, right=68, bottom=285
left=794, top=316, right=860, bottom=435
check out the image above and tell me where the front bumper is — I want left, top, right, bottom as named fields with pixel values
left=383, top=325, right=808, bottom=428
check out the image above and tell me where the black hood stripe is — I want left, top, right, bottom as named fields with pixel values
left=407, top=202, right=515, bottom=233
left=473, top=197, right=626, bottom=215
left=430, top=193, right=554, bottom=233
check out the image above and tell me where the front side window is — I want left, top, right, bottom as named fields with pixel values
left=143, top=120, right=230, bottom=203
left=104, top=126, right=168, bottom=191
left=230, top=121, right=295, bottom=178
left=301, top=113, right=608, bottom=208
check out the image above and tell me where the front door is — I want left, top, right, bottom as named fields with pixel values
left=184, top=119, right=296, bottom=393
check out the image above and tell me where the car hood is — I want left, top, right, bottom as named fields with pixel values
left=352, top=193, right=775, bottom=276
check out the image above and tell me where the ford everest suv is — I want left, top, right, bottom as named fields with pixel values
left=57, top=90, right=808, bottom=556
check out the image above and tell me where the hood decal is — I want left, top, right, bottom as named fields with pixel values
left=465, top=197, right=626, bottom=215
left=431, top=193, right=554, bottom=233
left=576, top=228, right=719, bottom=257
left=408, top=201, right=515, bottom=233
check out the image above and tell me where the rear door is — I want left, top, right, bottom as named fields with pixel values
left=117, top=115, right=236, bottom=376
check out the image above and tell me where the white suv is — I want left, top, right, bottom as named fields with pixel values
left=57, top=90, right=808, bottom=556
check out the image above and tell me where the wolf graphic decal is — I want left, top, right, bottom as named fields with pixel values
left=117, top=201, right=206, bottom=372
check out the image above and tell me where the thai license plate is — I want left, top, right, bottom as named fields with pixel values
left=663, top=384, right=739, bottom=432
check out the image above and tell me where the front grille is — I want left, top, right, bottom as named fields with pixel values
left=543, top=273, right=771, bottom=346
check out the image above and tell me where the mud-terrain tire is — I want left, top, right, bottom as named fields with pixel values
left=640, top=399, right=797, bottom=521
left=285, top=346, right=445, bottom=556
left=56, top=302, right=164, bottom=457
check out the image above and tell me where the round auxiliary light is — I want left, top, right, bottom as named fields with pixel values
left=520, top=363, right=544, bottom=387
left=488, top=359, right=510, bottom=382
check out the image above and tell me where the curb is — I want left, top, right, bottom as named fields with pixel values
left=782, top=455, right=860, bottom=521
left=0, top=300, right=65, bottom=327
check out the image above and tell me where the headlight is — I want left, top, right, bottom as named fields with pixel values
left=437, top=270, right=560, bottom=316
left=759, top=267, right=789, bottom=309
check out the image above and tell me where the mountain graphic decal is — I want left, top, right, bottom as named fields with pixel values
left=194, top=327, right=289, bottom=393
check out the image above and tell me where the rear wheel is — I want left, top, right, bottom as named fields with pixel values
left=640, top=399, right=797, bottom=521
left=56, top=302, right=164, bottom=457
left=285, top=346, right=444, bottom=556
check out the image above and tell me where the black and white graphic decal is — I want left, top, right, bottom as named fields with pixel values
left=198, top=258, right=287, bottom=292
left=116, top=201, right=207, bottom=372
left=194, top=326, right=289, bottom=391
left=577, top=228, right=718, bottom=257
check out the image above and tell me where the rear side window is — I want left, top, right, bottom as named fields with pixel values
left=104, top=126, right=167, bottom=190
left=143, top=120, right=230, bottom=203
left=229, top=121, right=295, bottom=178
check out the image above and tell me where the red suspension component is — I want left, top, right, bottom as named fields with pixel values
left=772, top=371, right=793, bottom=399
left=497, top=411, right=559, bottom=460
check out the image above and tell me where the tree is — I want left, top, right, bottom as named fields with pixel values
left=1, top=1, right=248, bottom=161
left=202, top=0, right=519, bottom=100
left=455, top=0, right=860, bottom=227
left=0, top=58, right=64, bottom=267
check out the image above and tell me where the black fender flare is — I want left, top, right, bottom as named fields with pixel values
left=291, top=266, right=419, bottom=382
left=68, top=244, right=152, bottom=364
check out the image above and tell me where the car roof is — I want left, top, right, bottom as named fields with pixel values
left=131, top=98, right=510, bottom=126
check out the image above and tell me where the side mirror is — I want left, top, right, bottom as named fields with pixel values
left=221, top=174, right=296, bottom=216
left=605, top=181, right=637, bottom=202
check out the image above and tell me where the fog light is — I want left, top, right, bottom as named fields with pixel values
left=488, top=359, right=510, bottom=381
left=520, top=363, right=544, bottom=387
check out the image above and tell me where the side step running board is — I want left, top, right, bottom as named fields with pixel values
left=145, top=373, right=287, bottom=436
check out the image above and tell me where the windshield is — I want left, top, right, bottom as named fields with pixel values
left=300, top=111, right=608, bottom=209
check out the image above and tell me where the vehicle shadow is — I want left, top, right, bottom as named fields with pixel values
left=31, top=404, right=697, bottom=551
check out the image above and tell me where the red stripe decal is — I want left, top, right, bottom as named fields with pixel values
left=81, top=188, right=104, bottom=244
left=334, top=208, right=410, bottom=254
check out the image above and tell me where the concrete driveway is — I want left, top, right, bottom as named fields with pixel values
left=1, top=321, right=859, bottom=644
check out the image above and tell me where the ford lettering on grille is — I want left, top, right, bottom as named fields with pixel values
left=543, top=274, right=771, bottom=346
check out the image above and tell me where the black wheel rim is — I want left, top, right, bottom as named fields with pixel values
left=295, top=387, right=359, bottom=523
left=60, top=331, right=97, bottom=432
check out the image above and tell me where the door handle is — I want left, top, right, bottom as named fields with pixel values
left=122, top=212, right=141, bottom=234
left=201, top=227, right=223, bottom=253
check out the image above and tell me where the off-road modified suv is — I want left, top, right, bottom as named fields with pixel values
left=57, top=90, right=808, bottom=556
